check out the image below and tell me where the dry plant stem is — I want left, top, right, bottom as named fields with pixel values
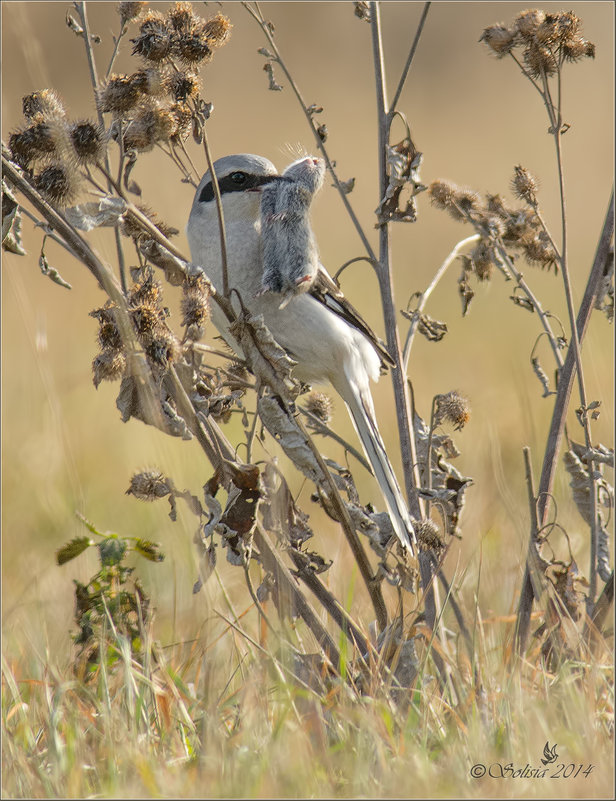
left=299, top=407, right=372, bottom=474
left=243, top=1, right=377, bottom=262
left=388, top=2, right=431, bottom=117
left=370, top=0, right=422, bottom=520
left=75, top=1, right=128, bottom=294
left=252, top=523, right=341, bottom=669
left=515, top=189, right=614, bottom=654
left=552, top=126, right=600, bottom=610
left=294, top=414, right=389, bottom=632
left=105, top=20, right=127, bottom=79
left=403, top=234, right=479, bottom=372
left=287, top=553, right=369, bottom=655
left=200, top=125, right=230, bottom=299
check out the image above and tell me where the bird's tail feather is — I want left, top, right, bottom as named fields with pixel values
left=339, top=376, right=416, bottom=553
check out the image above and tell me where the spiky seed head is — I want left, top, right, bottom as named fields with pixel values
left=122, top=103, right=177, bottom=151
left=98, top=74, right=142, bottom=114
left=131, top=303, right=163, bottom=337
left=181, top=289, right=210, bottom=333
left=202, top=13, right=232, bottom=47
left=454, top=188, right=481, bottom=216
left=34, top=163, right=80, bottom=206
left=534, top=14, right=560, bottom=46
left=514, top=9, right=545, bottom=40
left=167, top=1, right=196, bottom=32
left=503, top=208, right=541, bottom=245
left=169, top=102, right=192, bottom=141
left=480, top=24, right=517, bottom=56
left=511, top=165, right=538, bottom=206
left=131, top=11, right=172, bottom=62
left=22, top=89, right=65, bottom=121
left=524, top=42, right=558, bottom=77
left=92, top=348, right=126, bottom=387
left=126, top=469, right=172, bottom=500
left=553, top=11, right=581, bottom=45
left=169, top=71, right=201, bottom=102
left=523, top=233, right=558, bottom=271
left=175, top=26, right=213, bottom=64
left=562, top=36, right=596, bottom=62
left=485, top=193, right=510, bottom=219
left=131, top=67, right=168, bottom=96
left=429, top=180, right=458, bottom=209
left=70, top=121, right=106, bottom=164
left=305, top=392, right=334, bottom=424
left=144, top=329, right=180, bottom=368
left=97, top=317, right=123, bottom=350
left=9, top=123, right=57, bottom=167
left=129, top=272, right=162, bottom=306
left=470, top=240, right=495, bottom=281
left=415, top=519, right=445, bottom=554
left=118, top=1, right=148, bottom=25
left=434, top=391, right=471, bottom=430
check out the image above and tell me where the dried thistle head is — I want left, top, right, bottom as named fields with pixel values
left=98, top=74, right=143, bottom=114
left=131, top=11, right=173, bottom=62
left=168, top=71, right=201, bottom=102
left=485, top=193, right=511, bottom=219
left=562, top=36, right=595, bottom=62
left=70, top=121, right=106, bottom=164
left=22, top=89, right=65, bottom=121
left=522, top=231, right=558, bottom=271
left=118, top=1, right=148, bottom=25
left=9, top=123, right=57, bottom=167
left=34, top=163, right=80, bottom=206
left=524, top=41, right=558, bottom=77
left=126, top=469, right=172, bottom=501
left=181, top=278, right=210, bottom=336
left=470, top=239, right=496, bottom=281
left=514, top=9, right=545, bottom=41
left=511, top=165, right=538, bottom=206
left=434, top=391, right=470, bottom=431
left=305, top=392, right=333, bottom=424
left=122, top=102, right=177, bottom=151
left=121, top=205, right=178, bottom=243
left=129, top=272, right=163, bottom=306
left=131, top=67, right=168, bottom=96
left=415, top=519, right=445, bottom=554
left=502, top=208, right=541, bottom=245
left=144, top=328, right=180, bottom=369
left=167, top=1, right=196, bottom=32
left=202, top=13, right=232, bottom=48
left=92, top=348, right=126, bottom=388
left=480, top=24, right=517, bottom=57
left=169, top=102, right=192, bottom=141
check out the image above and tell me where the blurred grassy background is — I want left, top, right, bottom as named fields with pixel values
left=2, top=0, right=613, bottom=676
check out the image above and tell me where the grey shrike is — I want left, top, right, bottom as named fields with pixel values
left=186, top=153, right=416, bottom=553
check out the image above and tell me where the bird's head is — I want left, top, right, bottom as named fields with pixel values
left=189, top=154, right=286, bottom=226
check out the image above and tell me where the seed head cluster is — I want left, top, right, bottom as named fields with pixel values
left=429, top=169, right=558, bottom=277
left=126, top=469, right=172, bottom=501
left=96, top=4, right=231, bottom=152
left=305, top=392, right=334, bottom=425
left=414, top=518, right=446, bottom=554
left=481, top=9, right=595, bottom=77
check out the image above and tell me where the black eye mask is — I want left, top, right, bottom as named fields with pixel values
left=198, top=172, right=290, bottom=203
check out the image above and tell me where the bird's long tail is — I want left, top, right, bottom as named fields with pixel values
left=336, top=370, right=416, bottom=554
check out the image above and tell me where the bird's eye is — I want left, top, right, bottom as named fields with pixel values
left=230, top=171, right=247, bottom=184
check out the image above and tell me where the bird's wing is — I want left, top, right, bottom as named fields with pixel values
left=309, top=264, right=395, bottom=371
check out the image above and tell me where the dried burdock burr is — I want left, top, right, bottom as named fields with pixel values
left=434, top=391, right=471, bottom=431
left=126, top=469, right=172, bottom=501
left=118, top=1, right=148, bottom=26
left=22, top=89, right=65, bottom=121
left=33, top=162, right=80, bottom=206
left=305, top=392, right=334, bottom=424
left=480, top=24, right=517, bottom=57
left=131, top=11, right=173, bottom=62
left=70, top=121, right=106, bottom=165
left=92, top=348, right=127, bottom=388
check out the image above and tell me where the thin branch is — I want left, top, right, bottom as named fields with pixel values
left=370, top=0, right=422, bottom=520
left=403, top=234, right=479, bottom=372
left=388, top=2, right=431, bottom=118
left=515, top=188, right=614, bottom=654
left=242, top=1, right=377, bottom=262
